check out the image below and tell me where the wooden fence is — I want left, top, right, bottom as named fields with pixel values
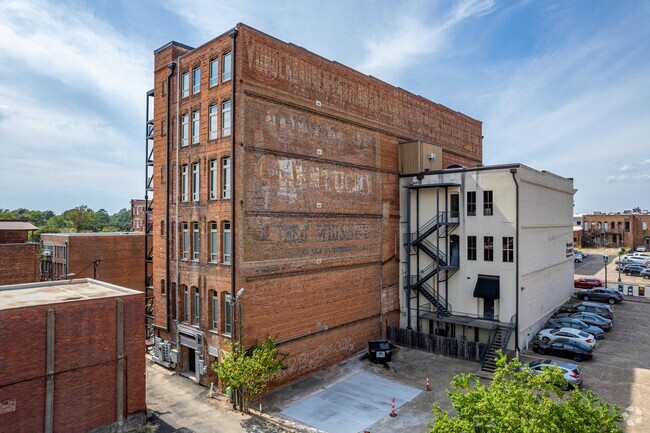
left=386, top=326, right=486, bottom=362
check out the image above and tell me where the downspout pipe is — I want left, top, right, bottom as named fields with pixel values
left=228, top=27, right=238, bottom=341
left=510, top=168, right=520, bottom=358
left=165, top=61, right=176, bottom=332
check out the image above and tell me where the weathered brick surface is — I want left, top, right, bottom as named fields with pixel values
left=0, top=230, right=29, bottom=244
left=0, top=243, right=40, bottom=285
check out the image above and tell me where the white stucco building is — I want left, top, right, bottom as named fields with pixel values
left=399, top=163, right=575, bottom=369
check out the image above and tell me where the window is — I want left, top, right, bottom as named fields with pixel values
left=181, top=114, right=188, bottom=147
left=194, top=287, right=200, bottom=326
left=224, top=293, right=232, bottom=335
left=502, top=237, right=514, bottom=263
left=483, top=191, right=493, bottom=216
left=222, top=100, right=231, bottom=137
left=222, top=52, right=232, bottom=81
left=209, top=104, right=218, bottom=140
left=192, top=222, right=199, bottom=261
left=181, top=222, right=188, bottom=260
left=223, top=221, right=231, bottom=264
left=210, top=222, right=218, bottom=262
left=597, top=222, right=602, bottom=230
left=467, top=191, right=476, bottom=216
left=171, top=283, right=177, bottom=319
left=483, top=236, right=494, bottom=261
left=210, top=58, right=218, bottom=87
left=625, top=222, right=630, bottom=232
left=222, top=157, right=231, bottom=199
left=192, top=110, right=200, bottom=144
left=192, top=162, right=199, bottom=202
left=192, top=67, right=200, bottom=94
left=604, top=222, right=608, bottom=231
left=584, top=221, right=588, bottom=232
left=209, top=160, right=218, bottom=199
left=183, top=286, right=189, bottom=322
left=644, top=222, right=648, bottom=231
left=211, top=291, right=218, bottom=330
left=181, top=165, right=188, bottom=202
left=467, top=236, right=477, bottom=261
left=182, top=72, right=189, bottom=98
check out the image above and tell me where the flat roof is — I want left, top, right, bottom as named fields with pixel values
left=41, top=232, right=144, bottom=237
left=0, top=221, right=38, bottom=231
left=0, top=279, right=141, bottom=311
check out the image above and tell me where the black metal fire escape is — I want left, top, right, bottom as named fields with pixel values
left=145, top=89, right=155, bottom=341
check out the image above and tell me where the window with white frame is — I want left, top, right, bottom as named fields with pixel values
left=182, top=72, right=189, bottom=98
left=222, top=157, right=231, bottom=199
left=222, top=100, right=231, bottom=137
left=181, top=114, right=188, bottom=147
left=222, top=52, right=232, bottom=81
left=502, top=237, right=514, bottom=263
left=192, top=110, right=200, bottom=144
left=483, top=190, right=493, bottom=216
left=192, top=67, right=200, bottom=94
left=210, top=58, right=218, bottom=87
left=192, top=222, right=199, bottom=261
left=209, top=104, right=218, bottom=140
left=223, top=221, right=231, bottom=264
left=211, top=291, right=218, bottom=330
left=224, top=293, right=232, bottom=334
left=194, top=287, right=200, bottom=326
left=484, top=236, right=494, bottom=262
left=210, top=221, right=218, bottom=262
left=181, top=222, right=188, bottom=260
left=192, top=162, right=199, bottom=202
left=181, top=165, right=188, bottom=202
left=209, top=159, right=217, bottom=200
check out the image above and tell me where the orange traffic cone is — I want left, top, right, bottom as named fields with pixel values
left=425, top=372, right=431, bottom=392
left=389, top=397, right=397, bottom=417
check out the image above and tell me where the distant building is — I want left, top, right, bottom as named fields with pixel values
left=131, top=199, right=146, bottom=232
left=40, top=233, right=145, bottom=291
left=580, top=211, right=650, bottom=249
left=0, top=278, right=146, bottom=433
left=0, top=220, right=40, bottom=285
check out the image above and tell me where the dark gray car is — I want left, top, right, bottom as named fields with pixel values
left=576, top=288, right=623, bottom=304
left=545, top=317, right=605, bottom=340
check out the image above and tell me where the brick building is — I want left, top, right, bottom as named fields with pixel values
left=131, top=199, right=146, bottom=232
left=580, top=210, right=650, bottom=249
left=41, top=233, right=145, bottom=291
left=0, top=220, right=40, bottom=285
left=0, top=279, right=146, bottom=433
left=148, top=24, right=482, bottom=385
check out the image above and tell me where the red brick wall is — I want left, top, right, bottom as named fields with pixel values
left=0, top=230, right=29, bottom=244
left=0, top=243, right=40, bottom=285
left=0, top=293, right=145, bottom=433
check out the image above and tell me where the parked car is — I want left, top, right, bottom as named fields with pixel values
left=641, top=268, right=650, bottom=279
left=555, top=312, right=612, bottom=331
left=624, top=264, right=648, bottom=276
left=637, top=246, right=647, bottom=252
left=574, top=250, right=588, bottom=258
left=527, top=359, right=583, bottom=390
left=536, top=327, right=596, bottom=348
left=556, top=302, right=613, bottom=320
left=545, top=317, right=604, bottom=340
left=574, top=277, right=603, bottom=289
left=615, top=258, right=636, bottom=266
left=573, top=252, right=583, bottom=263
left=622, top=256, right=650, bottom=266
left=576, top=287, right=623, bottom=304
left=532, top=338, right=593, bottom=362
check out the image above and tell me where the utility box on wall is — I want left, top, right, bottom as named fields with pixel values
left=399, top=141, right=443, bottom=175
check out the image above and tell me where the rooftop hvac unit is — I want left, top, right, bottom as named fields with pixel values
left=152, top=337, right=175, bottom=368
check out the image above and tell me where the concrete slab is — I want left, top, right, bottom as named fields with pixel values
left=281, top=372, right=421, bottom=433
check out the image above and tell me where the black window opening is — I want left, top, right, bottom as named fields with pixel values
left=467, top=236, right=477, bottom=261
left=467, top=191, right=476, bottom=216
left=484, top=236, right=494, bottom=262
left=483, top=190, right=493, bottom=216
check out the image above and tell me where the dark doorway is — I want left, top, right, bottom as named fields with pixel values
left=483, top=298, right=495, bottom=319
left=449, top=235, right=460, bottom=266
left=450, top=194, right=459, bottom=219
left=188, top=348, right=196, bottom=373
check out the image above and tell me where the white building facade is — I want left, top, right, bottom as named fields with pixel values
left=399, top=164, right=575, bottom=364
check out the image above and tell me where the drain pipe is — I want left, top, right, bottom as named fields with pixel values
left=228, top=27, right=238, bottom=341
left=165, top=61, right=176, bottom=332
left=510, top=168, right=520, bottom=358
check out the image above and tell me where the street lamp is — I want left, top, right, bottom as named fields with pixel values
left=617, top=247, right=622, bottom=283
left=603, top=251, right=609, bottom=288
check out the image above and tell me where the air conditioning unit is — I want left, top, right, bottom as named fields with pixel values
left=152, top=338, right=176, bottom=368
left=170, top=349, right=180, bottom=364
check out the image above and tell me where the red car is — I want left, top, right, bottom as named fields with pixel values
left=574, top=278, right=603, bottom=289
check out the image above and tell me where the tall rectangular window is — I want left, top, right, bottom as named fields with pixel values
left=625, top=221, right=630, bottom=232
left=191, top=110, right=200, bottom=144
left=192, top=67, right=200, bottom=94
left=194, top=287, right=200, bottom=326
left=181, top=165, right=188, bottom=202
left=181, top=223, right=188, bottom=260
left=224, top=293, right=232, bottom=335
left=181, top=114, right=188, bottom=147
left=210, top=222, right=218, bottom=262
left=467, top=191, right=476, bottom=216
left=210, top=58, right=218, bottom=87
left=183, top=286, right=189, bottom=321
left=483, top=190, right=493, bottom=216
left=182, top=72, right=189, bottom=98
left=222, top=52, right=232, bottom=81
left=222, top=100, right=231, bottom=137
left=192, top=222, right=199, bottom=261
left=211, top=291, right=218, bottom=330
left=467, top=236, right=477, bottom=261
left=209, top=160, right=218, bottom=200
left=503, top=237, right=514, bottom=263
left=223, top=221, right=231, bottom=264
left=192, top=162, right=199, bottom=202
left=484, top=236, right=494, bottom=262
left=209, top=104, right=218, bottom=139
left=222, top=157, right=231, bottom=199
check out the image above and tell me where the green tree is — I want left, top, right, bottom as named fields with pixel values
left=429, top=353, right=623, bottom=433
left=213, top=336, right=287, bottom=412
left=109, top=208, right=131, bottom=231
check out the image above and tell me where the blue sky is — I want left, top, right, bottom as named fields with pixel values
left=0, top=0, right=648, bottom=215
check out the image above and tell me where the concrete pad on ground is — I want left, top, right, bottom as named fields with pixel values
left=281, top=372, right=421, bottom=433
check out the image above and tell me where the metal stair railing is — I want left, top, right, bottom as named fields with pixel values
left=419, top=281, right=452, bottom=317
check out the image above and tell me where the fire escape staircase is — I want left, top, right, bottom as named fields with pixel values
left=144, top=89, right=155, bottom=340
left=480, top=316, right=517, bottom=372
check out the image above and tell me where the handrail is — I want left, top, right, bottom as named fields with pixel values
left=421, top=281, right=452, bottom=313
